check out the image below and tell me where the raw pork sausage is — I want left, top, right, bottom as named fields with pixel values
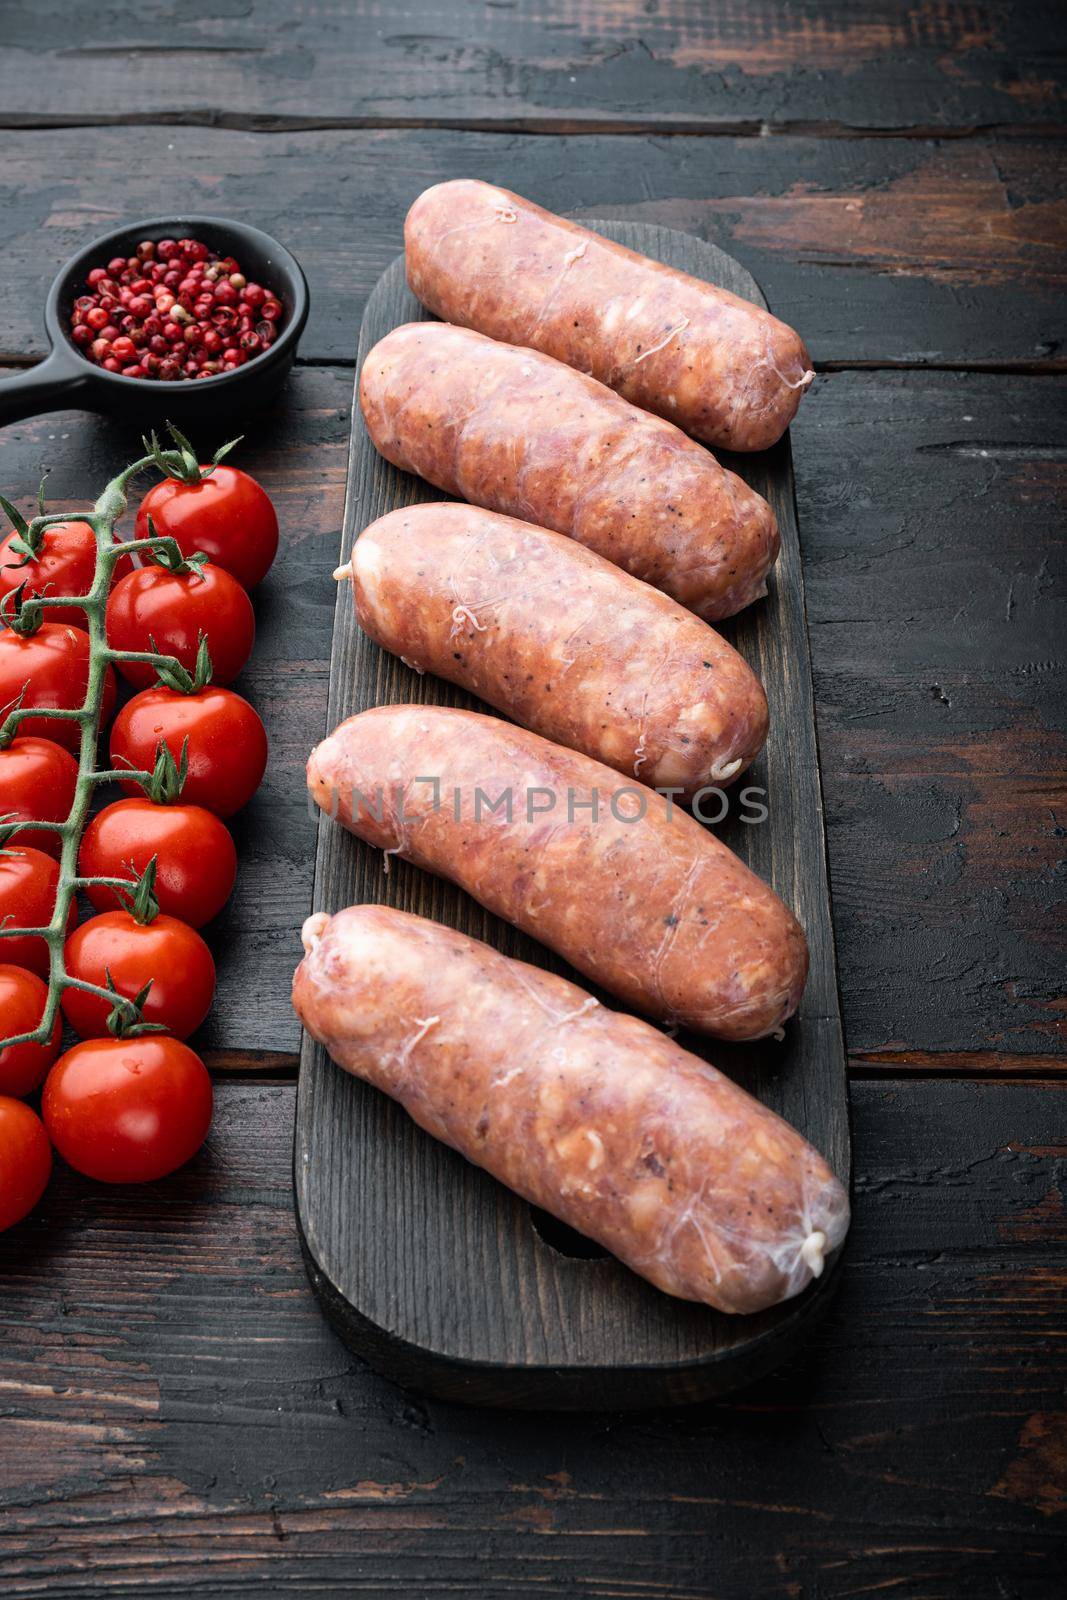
left=404, top=179, right=814, bottom=453
left=293, top=905, right=849, bottom=1314
left=359, top=322, right=778, bottom=622
left=340, top=502, right=769, bottom=798
left=307, top=706, right=807, bottom=1040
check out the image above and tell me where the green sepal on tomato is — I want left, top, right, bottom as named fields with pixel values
left=0, top=965, right=61, bottom=1096
left=61, top=908, right=216, bottom=1041
left=106, top=550, right=255, bottom=688
left=79, top=798, right=237, bottom=928
left=0, top=518, right=133, bottom=627
left=0, top=519, right=97, bottom=628
left=0, top=518, right=135, bottom=630
left=0, top=846, right=77, bottom=977
left=134, top=458, right=278, bottom=590
left=42, top=1035, right=212, bottom=1185
left=0, top=736, right=78, bottom=859
left=0, top=621, right=116, bottom=751
left=0, top=1096, right=51, bottom=1231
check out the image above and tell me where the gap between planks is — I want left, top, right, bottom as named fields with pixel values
left=2, top=113, right=1066, bottom=141
left=205, top=1052, right=1066, bottom=1082
left=290, top=357, right=1067, bottom=377
left=6, top=354, right=1061, bottom=378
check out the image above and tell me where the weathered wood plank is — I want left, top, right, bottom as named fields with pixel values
left=1, top=0, right=1063, bottom=132
left=1, top=129, right=1064, bottom=368
left=0, top=365, right=1062, bottom=1065
left=851, top=1050, right=1066, bottom=1077
left=0, top=1078, right=1062, bottom=1597
left=798, top=369, right=1067, bottom=1058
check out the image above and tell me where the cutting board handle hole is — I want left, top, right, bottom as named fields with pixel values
left=529, top=1206, right=610, bottom=1260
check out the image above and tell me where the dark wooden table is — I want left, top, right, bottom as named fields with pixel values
left=1, top=5, right=1064, bottom=1595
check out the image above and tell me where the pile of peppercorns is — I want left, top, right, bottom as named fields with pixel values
left=68, top=237, right=283, bottom=381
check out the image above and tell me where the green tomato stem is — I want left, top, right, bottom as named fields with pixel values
left=0, top=705, right=83, bottom=745
left=0, top=443, right=210, bottom=1051
left=61, top=974, right=139, bottom=1008
left=21, top=594, right=86, bottom=612
left=84, top=768, right=153, bottom=786
left=104, top=647, right=184, bottom=673
left=111, top=536, right=185, bottom=561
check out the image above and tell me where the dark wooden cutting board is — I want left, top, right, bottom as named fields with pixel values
left=294, top=221, right=851, bottom=1409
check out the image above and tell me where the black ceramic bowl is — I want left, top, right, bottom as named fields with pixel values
left=0, top=215, right=310, bottom=426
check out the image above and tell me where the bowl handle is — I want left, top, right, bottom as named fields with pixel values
left=0, top=351, right=94, bottom=426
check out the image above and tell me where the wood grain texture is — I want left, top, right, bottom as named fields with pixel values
left=0, top=1077, right=1062, bottom=1597
left=799, top=369, right=1067, bottom=1059
left=0, top=0, right=1061, bottom=1581
left=293, top=221, right=849, bottom=1407
left=1, top=0, right=1064, bottom=132
left=2, top=129, right=1065, bottom=369
left=0, top=365, right=1061, bottom=1067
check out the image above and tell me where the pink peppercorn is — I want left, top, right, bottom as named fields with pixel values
left=70, top=235, right=282, bottom=380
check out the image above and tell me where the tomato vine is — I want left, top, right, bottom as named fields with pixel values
left=0, top=430, right=232, bottom=1049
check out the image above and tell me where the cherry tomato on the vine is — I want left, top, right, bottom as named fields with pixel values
left=109, top=685, right=267, bottom=818
left=0, top=846, right=76, bottom=978
left=42, top=1036, right=212, bottom=1184
left=61, top=910, right=216, bottom=1040
left=0, top=1096, right=51, bottom=1229
left=0, top=622, right=116, bottom=751
left=0, top=965, right=61, bottom=1096
left=107, top=560, right=255, bottom=688
left=0, top=736, right=78, bottom=859
left=79, top=798, right=237, bottom=928
left=135, top=465, right=278, bottom=589
left=0, top=520, right=132, bottom=628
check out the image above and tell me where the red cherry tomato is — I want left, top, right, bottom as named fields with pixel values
left=0, top=846, right=76, bottom=978
left=106, top=560, right=255, bottom=688
left=61, top=910, right=215, bottom=1040
left=42, top=1035, right=212, bottom=1184
left=109, top=685, right=267, bottom=818
left=79, top=798, right=237, bottom=928
left=0, top=622, right=116, bottom=751
left=135, top=465, right=278, bottom=589
left=0, top=736, right=78, bottom=859
left=0, top=1096, right=52, bottom=1229
left=0, top=965, right=61, bottom=1096
left=0, top=521, right=132, bottom=628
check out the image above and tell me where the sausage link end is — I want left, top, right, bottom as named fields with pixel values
left=301, top=912, right=331, bottom=954
left=800, top=1229, right=828, bottom=1278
